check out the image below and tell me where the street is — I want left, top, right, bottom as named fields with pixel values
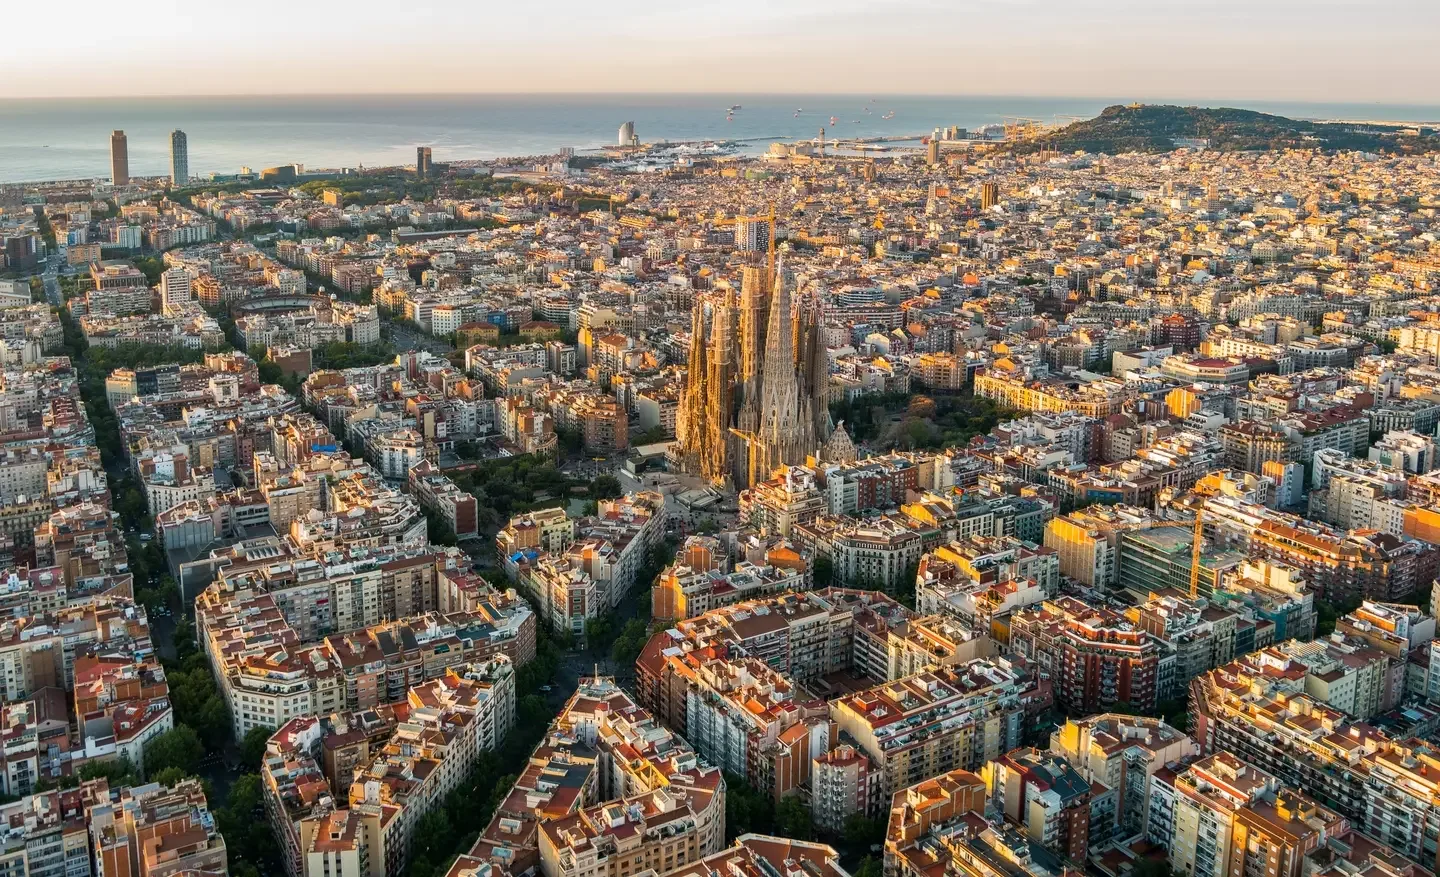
left=386, top=323, right=454, bottom=356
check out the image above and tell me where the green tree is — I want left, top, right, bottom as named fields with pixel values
left=424, top=507, right=458, bottom=546
left=584, top=615, right=615, bottom=651
left=33, top=775, right=81, bottom=793
left=240, top=726, right=276, bottom=772
left=841, top=813, right=886, bottom=849
left=1129, top=858, right=1179, bottom=877
left=79, top=757, right=139, bottom=787
left=853, top=857, right=883, bottom=877
left=590, top=474, right=622, bottom=500
left=151, top=766, right=193, bottom=788
left=633, top=425, right=669, bottom=445
left=812, top=555, right=835, bottom=588
left=609, top=618, right=650, bottom=668
left=775, top=795, right=814, bottom=841
left=723, top=773, right=774, bottom=842
left=144, top=726, right=205, bottom=777
left=131, top=256, right=165, bottom=285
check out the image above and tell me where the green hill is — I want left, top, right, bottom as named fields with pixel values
left=1029, top=104, right=1440, bottom=154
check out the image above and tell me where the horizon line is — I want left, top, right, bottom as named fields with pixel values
left=0, top=90, right=1430, bottom=106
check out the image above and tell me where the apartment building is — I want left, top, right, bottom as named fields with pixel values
left=1190, top=656, right=1376, bottom=824
left=2, top=783, right=104, bottom=877
left=1210, top=559, right=1316, bottom=645
left=536, top=780, right=724, bottom=877
left=650, top=536, right=807, bottom=623
left=323, top=603, right=536, bottom=711
left=739, top=466, right=827, bottom=538
left=340, top=662, right=515, bottom=877
left=72, top=653, right=174, bottom=775
left=811, top=744, right=877, bottom=833
left=682, top=654, right=831, bottom=802
left=885, top=614, right=996, bottom=681
left=456, top=677, right=723, bottom=877
left=86, top=262, right=151, bottom=316
left=1009, top=598, right=1161, bottom=714
left=1249, top=519, right=1426, bottom=604
left=794, top=515, right=926, bottom=591
left=636, top=589, right=913, bottom=733
left=664, top=835, right=849, bottom=877
left=88, top=778, right=228, bottom=877
left=830, top=661, right=1034, bottom=801
left=262, top=660, right=515, bottom=877
left=1049, top=715, right=1195, bottom=839
left=0, top=597, right=152, bottom=703
left=1150, top=752, right=1350, bottom=877
left=496, top=507, right=574, bottom=573
left=199, top=576, right=532, bottom=738
left=502, top=493, right=665, bottom=638
left=984, top=748, right=1112, bottom=863
left=1124, top=593, right=1238, bottom=701
left=407, top=460, right=478, bottom=539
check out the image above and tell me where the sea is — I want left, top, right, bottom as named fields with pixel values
left=6, top=93, right=1440, bottom=184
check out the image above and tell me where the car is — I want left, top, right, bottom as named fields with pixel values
left=539, top=685, right=554, bottom=693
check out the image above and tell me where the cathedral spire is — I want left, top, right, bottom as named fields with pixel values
left=674, top=297, right=710, bottom=476
left=756, top=262, right=807, bottom=479
left=703, top=287, right=735, bottom=484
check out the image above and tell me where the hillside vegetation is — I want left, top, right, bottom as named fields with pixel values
left=1029, top=104, right=1440, bottom=154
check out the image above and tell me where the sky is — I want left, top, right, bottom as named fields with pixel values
left=5, top=0, right=1440, bottom=102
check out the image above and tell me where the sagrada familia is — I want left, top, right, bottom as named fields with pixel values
left=673, top=259, right=850, bottom=489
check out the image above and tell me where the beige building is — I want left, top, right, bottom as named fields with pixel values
left=829, top=661, right=1035, bottom=800
left=1042, top=505, right=1156, bottom=588
left=1049, top=714, right=1195, bottom=837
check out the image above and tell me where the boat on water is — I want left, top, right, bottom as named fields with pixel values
left=882, top=111, right=895, bottom=120
left=829, top=116, right=839, bottom=125
left=728, top=104, right=742, bottom=111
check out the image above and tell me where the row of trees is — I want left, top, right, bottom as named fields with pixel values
left=61, top=295, right=284, bottom=877
left=402, top=628, right=566, bottom=877
left=449, top=454, right=587, bottom=534
left=828, top=388, right=1017, bottom=452
left=580, top=536, right=677, bottom=663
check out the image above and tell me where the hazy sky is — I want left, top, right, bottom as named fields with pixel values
left=5, top=0, right=1440, bottom=102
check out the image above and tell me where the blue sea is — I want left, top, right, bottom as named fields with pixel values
left=5, top=93, right=1440, bottom=184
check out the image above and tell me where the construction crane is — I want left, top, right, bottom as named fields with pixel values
left=729, top=427, right=763, bottom=491
left=1189, top=509, right=1205, bottom=599
left=1003, top=117, right=1046, bottom=142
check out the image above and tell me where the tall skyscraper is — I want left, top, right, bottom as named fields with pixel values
left=927, top=138, right=941, bottom=166
left=170, top=130, right=188, bottom=184
left=619, top=121, right=636, bottom=147
left=110, top=130, right=129, bottom=185
left=733, top=217, right=771, bottom=252
left=416, top=146, right=432, bottom=179
left=159, top=267, right=192, bottom=312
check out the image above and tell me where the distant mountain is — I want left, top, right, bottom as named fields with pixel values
left=1028, top=104, right=1440, bottom=154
